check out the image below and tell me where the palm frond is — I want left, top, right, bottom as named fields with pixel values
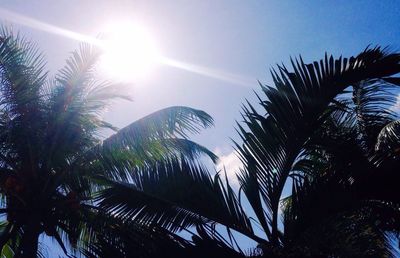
left=351, top=79, right=398, bottom=151
left=375, top=120, right=400, bottom=155
left=236, top=46, right=400, bottom=243
left=0, top=27, right=47, bottom=116
left=92, top=137, right=216, bottom=181
left=74, top=205, right=193, bottom=258
left=96, top=157, right=255, bottom=239
left=76, top=106, right=217, bottom=181
left=103, top=106, right=214, bottom=146
left=0, top=28, right=48, bottom=177
left=44, top=43, right=129, bottom=168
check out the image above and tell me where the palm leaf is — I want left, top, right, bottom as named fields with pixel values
left=102, top=106, right=214, bottom=147
left=44, top=43, right=129, bottom=166
left=76, top=106, right=217, bottom=181
left=0, top=28, right=48, bottom=178
left=95, top=157, right=256, bottom=240
left=351, top=78, right=398, bottom=151
left=236, top=46, right=400, bottom=243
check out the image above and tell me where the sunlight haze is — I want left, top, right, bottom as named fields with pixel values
left=0, top=1, right=398, bottom=257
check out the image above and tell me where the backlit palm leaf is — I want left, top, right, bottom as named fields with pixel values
left=96, top=157, right=255, bottom=240
left=236, top=46, right=400, bottom=245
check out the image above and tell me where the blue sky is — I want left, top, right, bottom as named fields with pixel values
left=1, top=0, right=400, bottom=256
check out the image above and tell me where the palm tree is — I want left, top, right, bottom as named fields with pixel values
left=235, top=46, right=400, bottom=257
left=0, top=29, right=217, bottom=257
left=97, top=47, right=400, bottom=257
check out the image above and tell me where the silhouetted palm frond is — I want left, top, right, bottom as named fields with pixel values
left=96, top=157, right=255, bottom=240
left=236, top=46, right=400, bottom=246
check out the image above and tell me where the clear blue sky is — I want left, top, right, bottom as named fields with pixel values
left=1, top=0, right=400, bottom=256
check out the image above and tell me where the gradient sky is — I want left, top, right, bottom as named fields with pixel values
left=1, top=0, right=400, bottom=256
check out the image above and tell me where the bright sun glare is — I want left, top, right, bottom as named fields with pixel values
left=100, top=23, right=160, bottom=81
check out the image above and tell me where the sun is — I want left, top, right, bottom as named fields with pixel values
left=99, top=23, right=160, bottom=81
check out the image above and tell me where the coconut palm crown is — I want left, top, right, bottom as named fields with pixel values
left=0, top=29, right=217, bottom=257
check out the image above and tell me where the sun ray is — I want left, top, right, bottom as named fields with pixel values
left=0, top=7, right=100, bottom=45
left=160, top=57, right=255, bottom=87
left=0, top=7, right=254, bottom=87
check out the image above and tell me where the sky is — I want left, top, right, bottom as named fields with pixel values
left=0, top=0, right=399, bottom=256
